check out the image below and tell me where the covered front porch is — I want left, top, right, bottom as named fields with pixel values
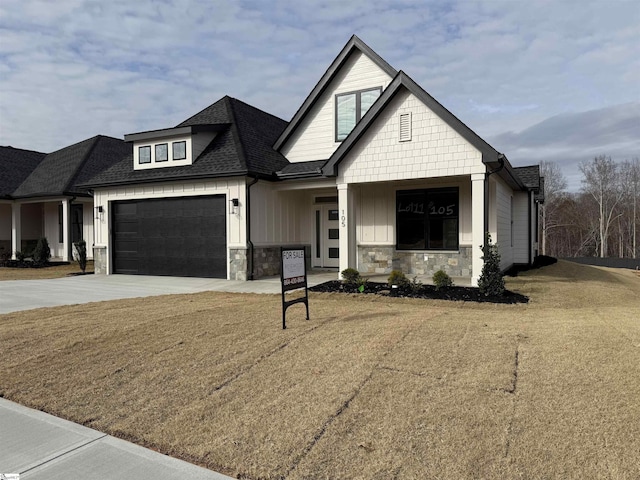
left=0, top=197, right=93, bottom=261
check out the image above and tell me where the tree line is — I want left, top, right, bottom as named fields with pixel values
left=540, top=156, right=639, bottom=259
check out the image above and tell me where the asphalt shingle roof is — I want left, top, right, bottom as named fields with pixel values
left=85, top=97, right=290, bottom=188
left=0, top=146, right=45, bottom=198
left=12, top=136, right=130, bottom=198
left=513, top=165, right=541, bottom=190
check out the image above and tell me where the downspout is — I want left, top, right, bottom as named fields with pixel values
left=528, top=191, right=533, bottom=265
left=246, top=176, right=259, bottom=280
left=68, top=195, right=76, bottom=261
left=483, top=154, right=505, bottom=237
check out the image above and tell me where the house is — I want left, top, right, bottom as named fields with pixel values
left=0, top=136, right=131, bottom=261
left=82, top=35, right=543, bottom=286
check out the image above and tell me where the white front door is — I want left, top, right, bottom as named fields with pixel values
left=314, top=205, right=340, bottom=268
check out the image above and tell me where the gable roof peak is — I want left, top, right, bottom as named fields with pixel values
left=273, top=35, right=397, bottom=151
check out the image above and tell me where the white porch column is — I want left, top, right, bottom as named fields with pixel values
left=62, top=199, right=70, bottom=262
left=11, top=203, right=21, bottom=260
left=337, top=183, right=355, bottom=278
left=471, top=173, right=485, bottom=287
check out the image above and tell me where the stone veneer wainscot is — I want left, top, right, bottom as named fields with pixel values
left=358, top=245, right=472, bottom=278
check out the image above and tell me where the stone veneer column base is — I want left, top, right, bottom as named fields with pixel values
left=229, top=248, right=248, bottom=281
left=358, top=245, right=473, bottom=278
left=93, top=246, right=107, bottom=274
left=250, top=245, right=312, bottom=280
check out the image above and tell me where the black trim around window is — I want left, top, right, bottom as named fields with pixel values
left=138, top=145, right=151, bottom=164
left=172, top=141, right=186, bottom=160
left=396, top=187, right=459, bottom=250
left=335, top=87, right=382, bottom=142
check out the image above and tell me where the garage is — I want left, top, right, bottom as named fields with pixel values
left=112, top=195, right=227, bottom=278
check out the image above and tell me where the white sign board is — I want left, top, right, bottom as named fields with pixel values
left=282, top=249, right=305, bottom=281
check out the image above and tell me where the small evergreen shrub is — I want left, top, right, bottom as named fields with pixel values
left=478, top=233, right=505, bottom=297
left=387, top=270, right=409, bottom=287
left=409, top=276, right=423, bottom=293
left=74, top=240, right=88, bottom=273
left=432, top=270, right=453, bottom=290
left=32, top=237, right=51, bottom=265
left=341, top=267, right=362, bottom=285
left=15, top=251, right=25, bottom=262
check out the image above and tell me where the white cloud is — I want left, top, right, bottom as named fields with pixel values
left=0, top=0, right=638, bottom=190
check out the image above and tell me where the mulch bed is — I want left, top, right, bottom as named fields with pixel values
left=310, top=280, right=528, bottom=304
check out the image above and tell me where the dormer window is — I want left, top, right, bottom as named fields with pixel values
left=335, top=87, right=381, bottom=142
left=172, top=141, right=186, bottom=160
left=139, top=146, right=151, bottom=164
left=155, top=143, right=168, bottom=162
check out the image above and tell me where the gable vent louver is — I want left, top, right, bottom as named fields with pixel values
left=399, top=112, right=412, bottom=142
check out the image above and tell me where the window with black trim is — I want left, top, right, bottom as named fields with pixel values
left=155, top=143, right=168, bottom=162
left=139, top=146, right=151, bottom=164
left=335, top=87, right=381, bottom=141
left=396, top=188, right=459, bottom=250
left=172, top=141, right=186, bottom=160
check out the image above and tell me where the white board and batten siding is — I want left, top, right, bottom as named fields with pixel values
left=493, top=176, right=515, bottom=271
left=512, top=191, right=530, bottom=264
left=337, top=89, right=485, bottom=185
left=249, top=182, right=313, bottom=246
left=281, top=50, right=394, bottom=162
left=93, top=178, right=247, bottom=270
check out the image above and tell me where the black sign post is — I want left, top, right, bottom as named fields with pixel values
left=280, top=246, right=309, bottom=329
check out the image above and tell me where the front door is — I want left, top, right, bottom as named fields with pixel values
left=314, top=205, right=340, bottom=268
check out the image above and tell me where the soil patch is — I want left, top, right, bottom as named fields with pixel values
left=310, top=280, right=529, bottom=304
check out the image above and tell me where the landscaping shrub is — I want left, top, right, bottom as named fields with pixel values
left=15, top=251, right=25, bottom=262
left=341, top=267, right=362, bottom=285
left=432, top=270, right=453, bottom=290
left=478, top=233, right=505, bottom=297
left=388, top=270, right=409, bottom=287
left=74, top=240, right=88, bottom=273
left=0, top=250, right=10, bottom=267
left=409, top=276, right=423, bottom=293
left=32, top=237, right=51, bottom=266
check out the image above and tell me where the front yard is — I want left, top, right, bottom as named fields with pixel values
left=0, top=260, right=638, bottom=478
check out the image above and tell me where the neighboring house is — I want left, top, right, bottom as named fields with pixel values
left=0, top=136, right=131, bottom=261
left=0, top=146, right=46, bottom=257
left=82, top=35, right=543, bottom=285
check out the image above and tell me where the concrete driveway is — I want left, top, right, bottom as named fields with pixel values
left=0, top=272, right=338, bottom=314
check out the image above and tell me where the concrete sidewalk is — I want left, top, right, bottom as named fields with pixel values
left=0, top=271, right=338, bottom=314
left=0, top=398, right=233, bottom=479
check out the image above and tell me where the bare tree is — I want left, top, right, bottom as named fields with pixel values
left=579, top=155, right=624, bottom=257
left=620, top=158, right=640, bottom=258
left=539, top=160, right=567, bottom=255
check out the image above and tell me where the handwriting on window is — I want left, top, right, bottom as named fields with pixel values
left=398, top=202, right=455, bottom=216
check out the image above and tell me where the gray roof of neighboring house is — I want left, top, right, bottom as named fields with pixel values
left=12, top=136, right=131, bottom=198
left=84, top=97, right=290, bottom=188
left=0, top=146, right=46, bottom=198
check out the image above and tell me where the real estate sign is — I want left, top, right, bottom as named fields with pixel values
left=280, top=247, right=309, bottom=329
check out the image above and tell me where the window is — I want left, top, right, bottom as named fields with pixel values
left=155, top=143, right=168, bottom=162
left=139, top=146, right=151, bottom=164
left=396, top=188, right=459, bottom=250
left=335, top=87, right=381, bottom=141
left=172, top=141, right=186, bottom=160
left=71, top=204, right=83, bottom=243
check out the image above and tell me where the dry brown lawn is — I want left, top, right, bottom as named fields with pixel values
left=0, top=261, right=93, bottom=280
left=1, top=260, right=639, bottom=479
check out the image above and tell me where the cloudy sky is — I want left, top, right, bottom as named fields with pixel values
left=1, top=0, right=638, bottom=190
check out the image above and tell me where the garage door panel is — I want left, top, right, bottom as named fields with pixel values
left=112, top=196, right=227, bottom=278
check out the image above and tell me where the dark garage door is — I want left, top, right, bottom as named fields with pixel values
left=112, top=196, right=227, bottom=278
